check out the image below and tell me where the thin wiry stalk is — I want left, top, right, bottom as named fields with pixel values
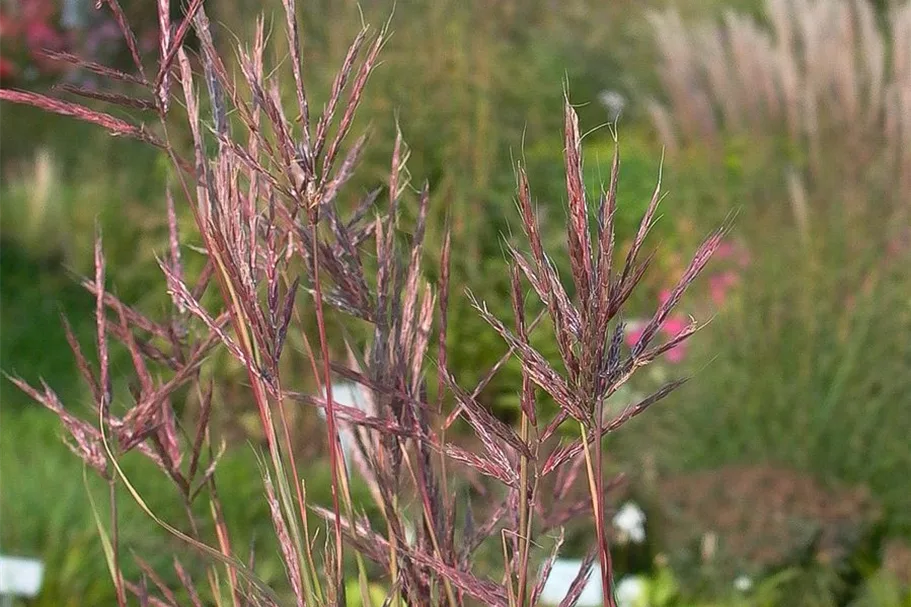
left=109, top=477, right=128, bottom=607
left=512, top=263, right=536, bottom=607
left=309, top=215, right=347, bottom=601
left=579, top=421, right=614, bottom=607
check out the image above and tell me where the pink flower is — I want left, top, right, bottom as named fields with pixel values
left=660, top=315, right=690, bottom=363
left=664, top=342, right=687, bottom=364
left=662, top=315, right=689, bottom=337
left=624, top=315, right=690, bottom=363
left=25, top=21, right=59, bottom=49
left=715, top=240, right=752, bottom=268
left=624, top=321, right=646, bottom=349
left=709, top=270, right=740, bottom=306
left=715, top=241, right=736, bottom=260
left=0, top=57, right=17, bottom=81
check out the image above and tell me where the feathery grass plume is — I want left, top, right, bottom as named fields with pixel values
left=3, top=2, right=725, bottom=605
left=466, top=97, right=725, bottom=605
left=648, top=0, right=911, bottom=204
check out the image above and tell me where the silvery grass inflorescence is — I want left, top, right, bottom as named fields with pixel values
left=1, top=1, right=726, bottom=605
left=648, top=0, right=911, bottom=200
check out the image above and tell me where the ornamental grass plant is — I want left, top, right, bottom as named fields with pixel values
left=1, top=2, right=725, bottom=605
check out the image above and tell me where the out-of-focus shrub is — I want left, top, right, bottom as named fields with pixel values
left=654, top=466, right=882, bottom=578
left=630, top=218, right=911, bottom=537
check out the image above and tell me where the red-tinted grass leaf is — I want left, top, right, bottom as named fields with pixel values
left=440, top=442, right=517, bottom=488
left=80, top=278, right=170, bottom=341
left=274, top=277, right=300, bottom=361
left=320, top=27, right=387, bottom=182
left=54, top=84, right=157, bottom=110
left=93, top=234, right=112, bottom=419
left=632, top=225, right=726, bottom=356
left=155, top=0, right=204, bottom=95
left=563, top=98, right=593, bottom=302
left=443, top=371, right=533, bottom=460
left=314, top=508, right=509, bottom=607
left=6, top=375, right=108, bottom=474
left=313, top=27, right=368, bottom=165
left=0, top=90, right=159, bottom=145
left=99, top=0, right=146, bottom=80
left=595, top=139, right=619, bottom=303
left=188, top=381, right=213, bottom=483
left=113, top=300, right=153, bottom=397
left=39, top=50, right=146, bottom=85
left=132, top=553, right=179, bottom=606
left=124, top=581, right=174, bottom=607
left=542, top=378, right=687, bottom=475
left=60, top=314, right=101, bottom=406
left=281, top=0, right=312, bottom=161
left=172, top=559, right=204, bottom=607
left=531, top=529, right=566, bottom=606
left=557, top=548, right=598, bottom=607
left=159, top=258, right=253, bottom=370
left=468, top=292, right=585, bottom=420
left=511, top=265, right=537, bottom=425
left=263, top=473, right=305, bottom=607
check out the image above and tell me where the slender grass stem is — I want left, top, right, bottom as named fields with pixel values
left=309, top=217, right=346, bottom=599
left=580, top=422, right=616, bottom=607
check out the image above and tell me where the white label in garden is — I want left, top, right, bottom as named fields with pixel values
left=539, top=559, right=603, bottom=607
left=319, top=382, right=372, bottom=469
left=0, top=555, right=44, bottom=597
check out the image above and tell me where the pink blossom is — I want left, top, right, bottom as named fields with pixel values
left=662, top=315, right=689, bottom=337
left=715, top=240, right=751, bottom=268
left=664, top=342, right=687, bottom=364
left=709, top=270, right=740, bottom=306
left=25, top=21, right=60, bottom=50
left=624, top=315, right=690, bottom=363
left=0, top=57, right=16, bottom=81
left=624, top=321, right=645, bottom=349
left=715, top=241, right=736, bottom=260
left=660, top=315, right=689, bottom=363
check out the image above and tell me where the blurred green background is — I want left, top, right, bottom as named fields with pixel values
left=1, top=0, right=910, bottom=605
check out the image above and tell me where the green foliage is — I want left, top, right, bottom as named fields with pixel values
left=635, top=224, right=911, bottom=536
left=0, top=408, right=264, bottom=604
left=343, top=579, right=389, bottom=607
left=0, top=405, right=381, bottom=605
left=0, top=105, right=173, bottom=305
left=850, top=571, right=911, bottom=607
left=0, top=241, right=97, bottom=409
